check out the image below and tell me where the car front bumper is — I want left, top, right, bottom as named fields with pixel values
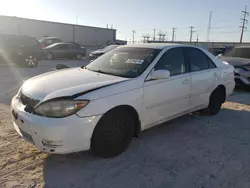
left=235, top=68, right=250, bottom=86
left=11, top=95, right=102, bottom=154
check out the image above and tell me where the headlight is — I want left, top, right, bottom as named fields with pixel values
left=34, top=99, right=89, bottom=118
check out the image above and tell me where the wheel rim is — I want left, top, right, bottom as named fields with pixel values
left=25, top=56, right=37, bottom=66
left=47, top=54, right=52, bottom=60
left=77, top=54, right=82, bottom=60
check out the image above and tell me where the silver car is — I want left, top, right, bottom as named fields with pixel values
left=44, top=42, right=86, bottom=60
left=219, top=46, right=250, bottom=86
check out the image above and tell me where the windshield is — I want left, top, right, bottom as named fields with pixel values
left=86, top=47, right=161, bottom=78
left=224, top=48, right=250, bottom=59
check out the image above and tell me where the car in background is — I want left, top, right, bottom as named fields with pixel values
left=89, top=45, right=119, bottom=61
left=39, top=37, right=62, bottom=48
left=0, top=34, right=43, bottom=67
left=44, top=42, right=86, bottom=60
left=219, top=46, right=250, bottom=86
left=11, top=44, right=235, bottom=157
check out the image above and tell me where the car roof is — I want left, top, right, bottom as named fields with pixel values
left=121, top=43, right=183, bottom=49
left=235, top=46, right=250, bottom=49
left=42, top=37, right=60, bottom=40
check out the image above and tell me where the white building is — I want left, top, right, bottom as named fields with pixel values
left=0, top=16, right=116, bottom=46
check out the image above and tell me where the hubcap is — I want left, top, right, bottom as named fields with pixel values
left=77, top=54, right=82, bottom=59
left=47, top=54, right=52, bottom=59
left=25, top=56, right=36, bottom=66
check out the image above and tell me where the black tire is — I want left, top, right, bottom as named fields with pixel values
left=76, top=53, right=82, bottom=60
left=47, top=53, right=53, bottom=60
left=91, top=109, right=134, bottom=158
left=203, top=88, right=225, bottom=115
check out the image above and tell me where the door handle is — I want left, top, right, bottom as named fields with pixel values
left=182, top=79, right=190, bottom=85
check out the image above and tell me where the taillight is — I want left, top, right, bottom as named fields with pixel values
left=40, top=44, right=45, bottom=49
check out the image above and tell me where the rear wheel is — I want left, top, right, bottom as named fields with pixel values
left=91, top=109, right=134, bottom=158
left=203, top=87, right=225, bottom=115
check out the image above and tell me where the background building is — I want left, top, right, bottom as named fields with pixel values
left=0, top=16, right=116, bottom=47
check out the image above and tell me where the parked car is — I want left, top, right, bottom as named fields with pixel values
left=39, top=37, right=62, bottom=48
left=219, top=46, right=250, bottom=86
left=0, top=34, right=43, bottom=67
left=11, top=44, right=235, bottom=158
left=44, top=42, right=86, bottom=60
left=89, top=45, right=119, bottom=61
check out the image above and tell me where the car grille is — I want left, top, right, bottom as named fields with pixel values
left=20, top=92, right=40, bottom=113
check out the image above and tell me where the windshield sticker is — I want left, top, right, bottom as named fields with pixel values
left=125, top=59, right=144, bottom=64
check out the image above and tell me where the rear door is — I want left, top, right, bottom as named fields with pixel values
left=184, top=47, right=220, bottom=108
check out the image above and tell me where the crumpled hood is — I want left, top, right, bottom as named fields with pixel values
left=21, top=68, right=128, bottom=102
left=90, top=50, right=105, bottom=55
left=219, top=56, right=250, bottom=66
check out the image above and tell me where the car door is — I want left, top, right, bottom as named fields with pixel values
left=53, top=44, right=68, bottom=58
left=184, top=47, right=220, bottom=108
left=67, top=44, right=78, bottom=58
left=143, top=47, right=191, bottom=128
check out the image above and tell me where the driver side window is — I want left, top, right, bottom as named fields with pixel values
left=154, top=47, right=187, bottom=76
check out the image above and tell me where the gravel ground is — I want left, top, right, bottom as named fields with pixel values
left=0, top=60, right=250, bottom=188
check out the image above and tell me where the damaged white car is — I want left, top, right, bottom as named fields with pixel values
left=11, top=44, right=235, bottom=158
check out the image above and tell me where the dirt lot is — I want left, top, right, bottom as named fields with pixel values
left=0, top=60, right=250, bottom=188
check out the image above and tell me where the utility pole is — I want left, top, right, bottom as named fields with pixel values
left=189, top=26, right=195, bottom=42
left=153, top=29, right=156, bottom=41
left=162, top=33, right=166, bottom=41
left=132, top=30, right=136, bottom=44
left=239, top=5, right=249, bottom=43
left=196, top=34, right=199, bottom=42
left=206, top=11, right=212, bottom=42
left=172, top=27, right=176, bottom=41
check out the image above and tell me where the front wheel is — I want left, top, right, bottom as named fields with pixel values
left=91, top=109, right=134, bottom=158
left=47, top=53, right=53, bottom=60
left=21, top=56, right=38, bottom=68
left=76, top=53, right=82, bottom=60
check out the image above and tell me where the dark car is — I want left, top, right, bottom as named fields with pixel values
left=219, top=46, right=250, bottom=86
left=0, top=35, right=43, bottom=67
left=44, top=42, right=86, bottom=60
left=89, top=45, right=119, bottom=61
left=39, top=37, right=62, bottom=48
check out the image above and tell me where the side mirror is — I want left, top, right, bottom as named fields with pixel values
left=56, top=64, right=69, bottom=70
left=150, top=70, right=170, bottom=80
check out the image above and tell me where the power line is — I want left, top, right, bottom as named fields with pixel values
left=189, top=26, right=195, bottom=42
left=239, top=5, right=249, bottom=43
left=172, top=27, right=177, bottom=41
left=132, top=30, right=136, bottom=44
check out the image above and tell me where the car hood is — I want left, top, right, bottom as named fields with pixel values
left=21, top=68, right=129, bottom=102
left=219, top=56, right=250, bottom=66
left=90, top=50, right=105, bottom=55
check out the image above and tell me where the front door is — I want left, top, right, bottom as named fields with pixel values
left=143, top=47, right=191, bottom=128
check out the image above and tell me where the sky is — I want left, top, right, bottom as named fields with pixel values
left=0, top=0, right=249, bottom=42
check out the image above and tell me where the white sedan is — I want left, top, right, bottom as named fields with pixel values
left=11, top=44, right=235, bottom=158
